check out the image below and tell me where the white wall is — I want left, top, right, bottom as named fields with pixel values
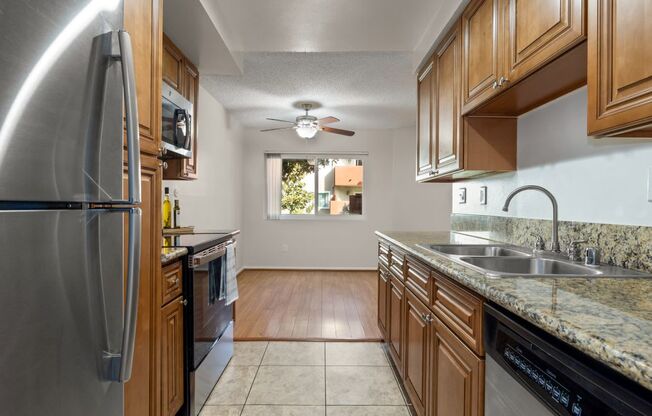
left=163, top=83, right=244, bottom=233
left=452, top=88, right=652, bottom=226
left=240, top=127, right=451, bottom=269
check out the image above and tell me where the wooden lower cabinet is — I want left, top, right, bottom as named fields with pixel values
left=430, top=317, right=484, bottom=416
left=404, top=290, right=431, bottom=416
left=378, top=242, right=485, bottom=416
left=124, top=154, right=162, bottom=416
left=378, top=267, right=390, bottom=339
left=160, top=291, right=185, bottom=416
left=388, top=275, right=405, bottom=375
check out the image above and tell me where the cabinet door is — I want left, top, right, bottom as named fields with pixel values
left=162, top=34, right=184, bottom=94
left=430, top=317, right=484, bottom=416
left=124, top=154, right=162, bottom=416
left=404, top=290, right=431, bottom=416
left=588, top=0, right=652, bottom=136
left=505, top=0, right=585, bottom=84
left=433, top=22, right=463, bottom=176
left=378, top=267, right=390, bottom=340
left=388, top=276, right=405, bottom=375
left=124, top=0, right=162, bottom=156
left=416, top=62, right=434, bottom=180
left=160, top=298, right=185, bottom=416
left=462, top=0, right=504, bottom=114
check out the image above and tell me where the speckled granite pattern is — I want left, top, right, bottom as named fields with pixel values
left=451, top=214, right=652, bottom=273
left=161, top=247, right=187, bottom=265
left=375, top=230, right=652, bottom=391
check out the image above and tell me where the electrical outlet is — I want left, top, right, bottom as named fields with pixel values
left=480, top=186, right=487, bottom=205
left=648, top=168, right=652, bottom=202
left=458, top=187, right=467, bottom=204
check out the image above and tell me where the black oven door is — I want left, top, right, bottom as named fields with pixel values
left=191, top=253, right=233, bottom=370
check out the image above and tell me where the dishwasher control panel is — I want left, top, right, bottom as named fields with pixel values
left=503, top=345, right=581, bottom=415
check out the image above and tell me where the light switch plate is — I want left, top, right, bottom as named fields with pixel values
left=648, top=168, right=652, bottom=202
left=480, top=186, right=487, bottom=205
left=458, top=187, right=467, bottom=204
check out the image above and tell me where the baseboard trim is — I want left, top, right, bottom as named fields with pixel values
left=239, top=266, right=378, bottom=272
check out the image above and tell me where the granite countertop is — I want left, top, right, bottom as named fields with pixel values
left=161, top=247, right=188, bottom=265
left=376, top=230, right=652, bottom=391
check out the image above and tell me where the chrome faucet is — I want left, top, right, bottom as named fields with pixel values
left=502, top=185, right=561, bottom=253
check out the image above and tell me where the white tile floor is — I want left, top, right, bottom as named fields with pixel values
left=200, top=341, right=411, bottom=416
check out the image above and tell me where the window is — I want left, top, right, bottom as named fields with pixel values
left=266, top=153, right=365, bottom=219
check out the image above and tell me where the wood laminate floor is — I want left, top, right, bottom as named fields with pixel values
left=234, top=270, right=382, bottom=341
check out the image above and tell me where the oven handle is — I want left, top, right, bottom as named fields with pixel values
left=189, top=240, right=233, bottom=268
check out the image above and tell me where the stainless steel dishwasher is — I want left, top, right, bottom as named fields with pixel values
left=484, top=304, right=652, bottom=416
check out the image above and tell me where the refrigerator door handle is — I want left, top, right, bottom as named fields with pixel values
left=106, top=207, right=142, bottom=382
left=115, top=30, right=141, bottom=205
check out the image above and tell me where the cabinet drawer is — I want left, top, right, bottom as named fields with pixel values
left=389, top=246, right=406, bottom=280
left=161, top=261, right=183, bottom=306
left=430, top=270, right=484, bottom=355
left=405, top=256, right=430, bottom=304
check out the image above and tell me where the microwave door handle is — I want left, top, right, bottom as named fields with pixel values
left=116, top=30, right=141, bottom=205
left=185, top=113, right=192, bottom=149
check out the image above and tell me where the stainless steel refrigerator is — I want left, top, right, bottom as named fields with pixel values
left=0, top=1, right=141, bottom=415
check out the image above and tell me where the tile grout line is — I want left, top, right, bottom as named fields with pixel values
left=239, top=341, right=270, bottom=416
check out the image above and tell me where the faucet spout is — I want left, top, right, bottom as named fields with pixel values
left=502, top=185, right=560, bottom=253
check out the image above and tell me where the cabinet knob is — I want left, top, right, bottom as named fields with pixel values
left=492, top=80, right=499, bottom=89
left=159, top=160, right=168, bottom=169
left=421, top=313, right=433, bottom=324
left=180, top=298, right=188, bottom=306
left=498, top=76, right=509, bottom=87
left=430, top=168, right=439, bottom=175
left=167, top=276, right=179, bottom=284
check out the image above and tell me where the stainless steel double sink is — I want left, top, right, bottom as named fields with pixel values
left=417, top=244, right=649, bottom=278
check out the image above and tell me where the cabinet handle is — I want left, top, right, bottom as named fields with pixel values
left=498, top=76, right=509, bottom=87
left=492, top=80, right=499, bottom=89
left=430, top=168, right=439, bottom=175
left=167, top=276, right=179, bottom=284
left=421, top=313, right=433, bottom=324
left=179, top=298, right=188, bottom=306
left=158, top=160, right=168, bottom=169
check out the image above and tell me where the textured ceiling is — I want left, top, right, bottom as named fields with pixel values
left=205, top=0, right=446, bottom=53
left=202, top=52, right=416, bottom=130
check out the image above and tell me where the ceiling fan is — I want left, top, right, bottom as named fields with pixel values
left=260, top=103, right=355, bottom=139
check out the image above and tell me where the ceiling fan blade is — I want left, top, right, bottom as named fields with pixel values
left=260, top=126, right=296, bottom=132
left=321, top=126, right=355, bottom=136
left=318, top=116, right=340, bottom=125
left=266, top=118, right=295, bottom=124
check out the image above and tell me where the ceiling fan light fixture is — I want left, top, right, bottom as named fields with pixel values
left=296, top=125, right=318, bottom=139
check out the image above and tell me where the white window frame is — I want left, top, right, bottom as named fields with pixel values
left=265, top=152, right=368, bottom=221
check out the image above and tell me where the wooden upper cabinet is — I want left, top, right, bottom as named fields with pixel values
left=123, top=0, right=162, bottom=156
left=588, top=0, right=652, bottom=136
left=404, top=290, right=431, bottom=416
left=162, top=34, right=184, bottom=94
left=163, top=35, right=200, bottom=180
left=462, top=0, right=503, bottom=114
left=433, top=22, right=463, bottom=177
left=430, top=317, right=484, bottom=416
left=505, top=0, right=585, bottom=84
left=416, top=62, right=434, bottom=180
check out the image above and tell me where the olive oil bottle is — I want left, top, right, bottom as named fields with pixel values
left=162, top=187, right=172, bottom=229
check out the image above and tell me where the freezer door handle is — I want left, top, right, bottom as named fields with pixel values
left=115, top=30, right=141, bottom=205
left=106, top=207, right=142, bottom=382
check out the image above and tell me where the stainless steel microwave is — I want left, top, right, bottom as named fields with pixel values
left=162, top=82, right=193, bottom=158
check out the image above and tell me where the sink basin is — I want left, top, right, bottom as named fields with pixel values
left=419, top=244, right=530, bottom=257
left=460, top=257, right=602, bottom=277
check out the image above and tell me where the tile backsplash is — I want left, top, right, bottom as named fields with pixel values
left=451, top=214, right=652, bottom=273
